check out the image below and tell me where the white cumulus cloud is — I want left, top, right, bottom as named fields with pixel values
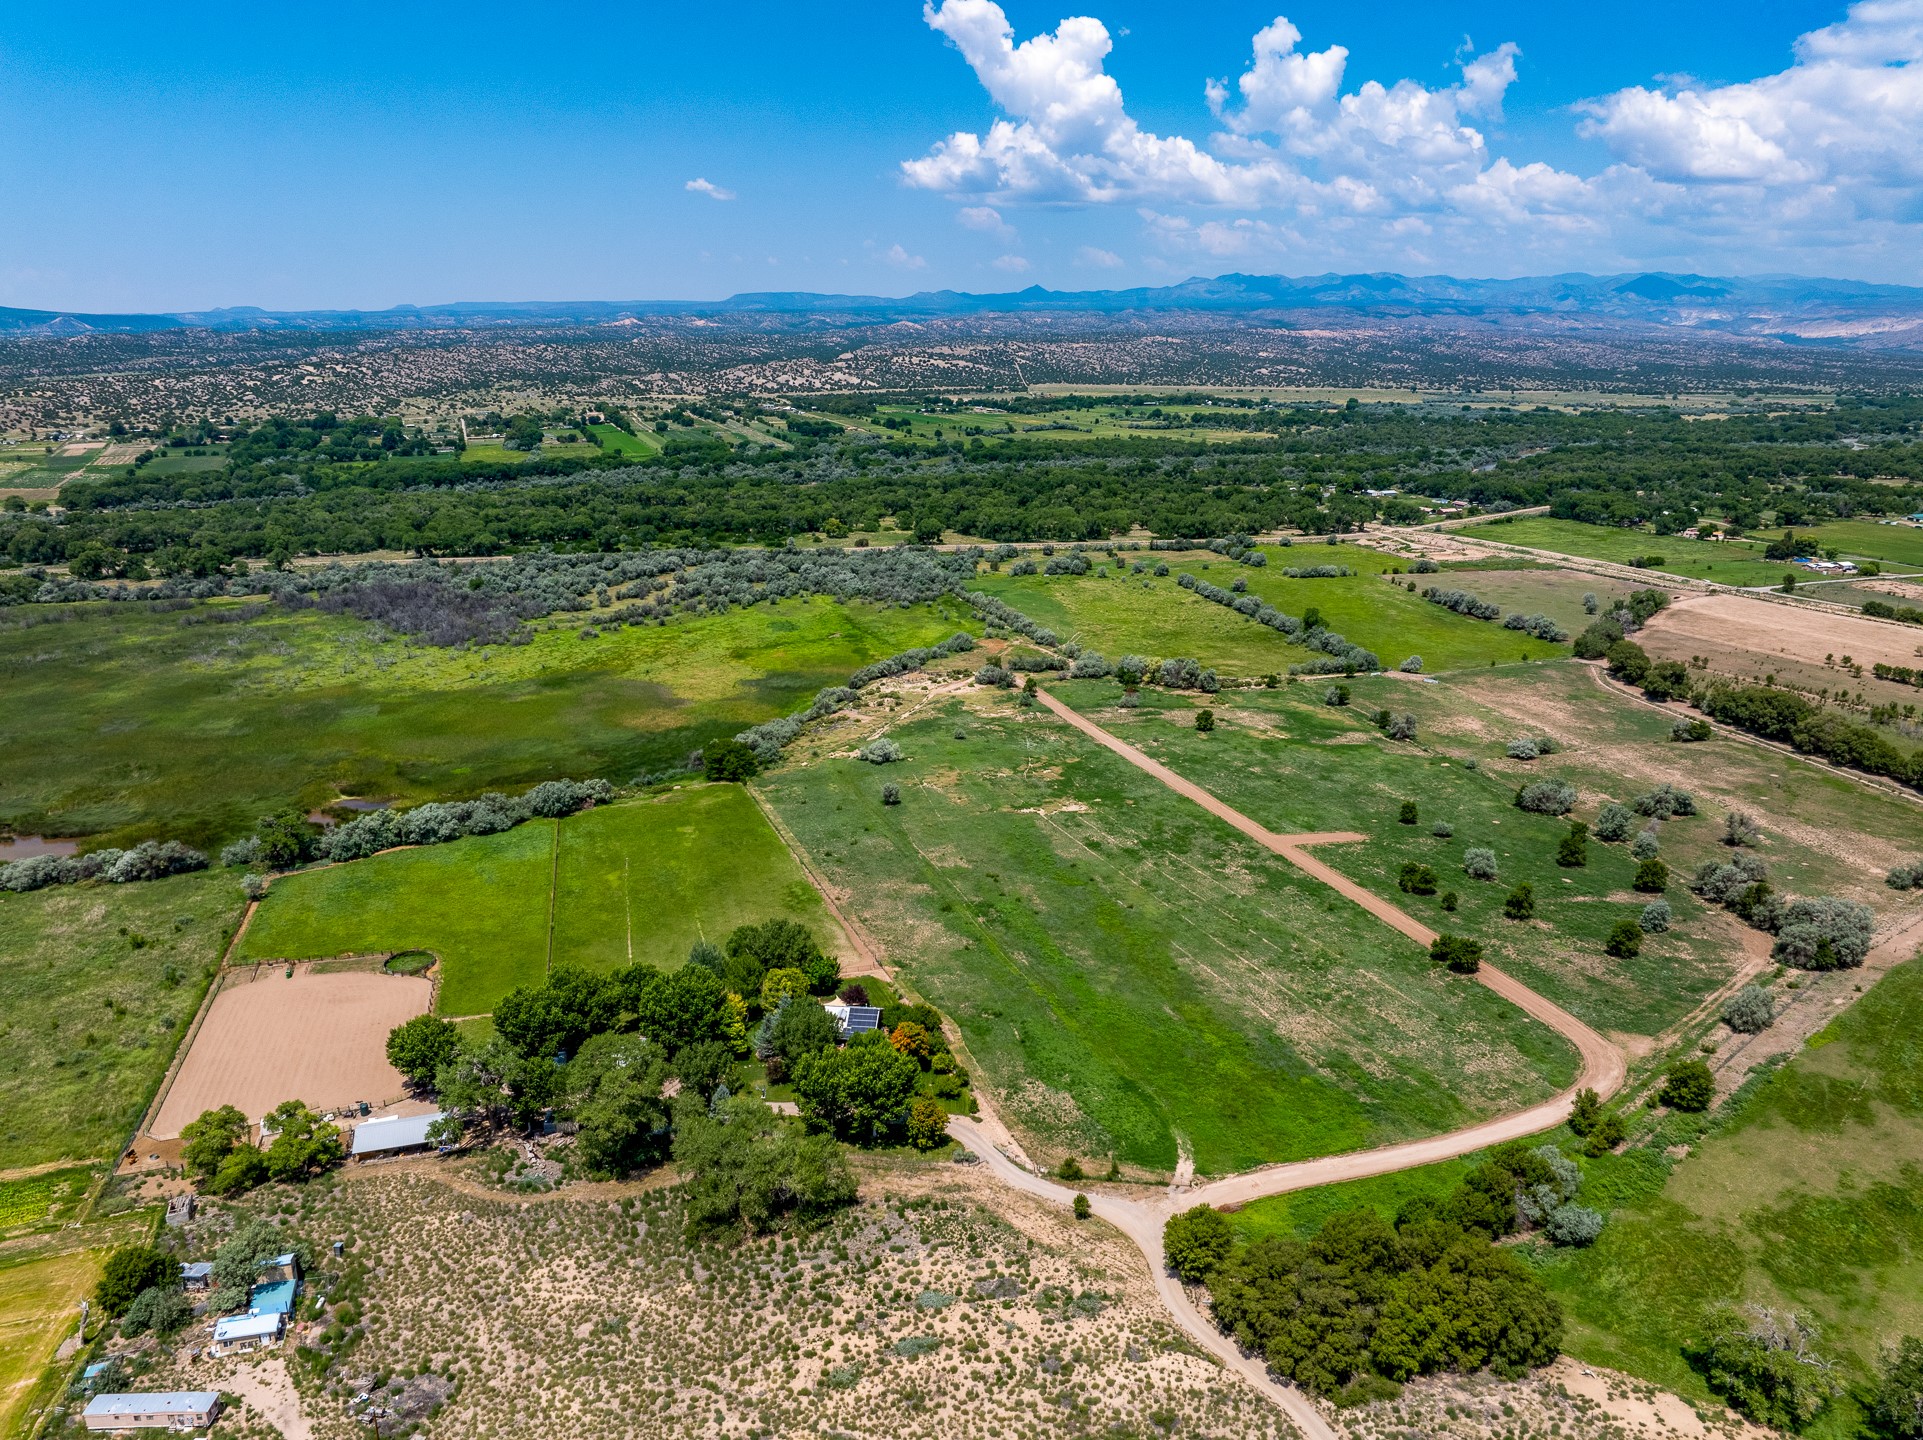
left=1076, top=245, right=1125, bottom=267
left=992, top=253, right=1031, bottom=271
left=684, top=178, right=736, bottom=201
left=883, top=243, right=928, bottom=269
left=903, top=1, right=1923, bottom=277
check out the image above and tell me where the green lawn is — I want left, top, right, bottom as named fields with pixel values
left=0, top=869, right=245, bottom=1170
left=587, top=423, right=660, bottom=457
left=760, top=695, right=1577, bottom=1177
left=0, top=595, right=969, bottom=851
left=1464, top=517, right=1795, bottom=586
left=240, top=786, right=844, bottom=1017
left=1540, top=955, right=1923, bottom=1435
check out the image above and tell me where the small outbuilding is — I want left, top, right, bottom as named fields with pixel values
left=178, top=1262, right=212, bottom=1291
left=257, top=1252, right=300, bottom=1283
left=348, top=1111, right=447, bottom=1161
left=82, top=1391, right=222, bottom=1430
left=164, top=1194, right=194, bottom=1228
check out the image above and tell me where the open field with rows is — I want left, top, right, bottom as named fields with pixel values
left=238, top=786, right=848, bottom=1016
left=762, top=688, right=1577, bottom=1177
left=0, top=867, right=245, bottom=1170
left=0, top=594, right=969, bottom=851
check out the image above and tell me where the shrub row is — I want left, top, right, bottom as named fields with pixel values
left=315, top=778, right=614, bottom=863
left=1700, top=683, right=1923, bottom=791
left=0, top=839, right=208, bottom=893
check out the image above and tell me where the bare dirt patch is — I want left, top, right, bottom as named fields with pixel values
left=1643, top=592, right=1923, bottom=674
left=150, top=966, right=429, bottom=1138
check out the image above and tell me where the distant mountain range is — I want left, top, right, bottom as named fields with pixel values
left=6, top=271, right=1923, bottom=348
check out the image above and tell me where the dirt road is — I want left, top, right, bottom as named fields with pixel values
left=935, top=691, right=1634, bottom=1437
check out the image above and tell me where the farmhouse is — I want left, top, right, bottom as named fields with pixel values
left=349, top=1110, right=447, bottom=1161
left=211, top=1310, right=283, bottom=1355
left=81, top=1391, right=222, bottom=1431
left=822, top=1003, right=882, bottom=1037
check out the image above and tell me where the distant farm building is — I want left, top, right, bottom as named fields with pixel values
left=823, top=1003, right=882, bottom=1037
left=82, top=1392, right=222, bottom=1431
left=348, top=1110, right=447, bottom=1161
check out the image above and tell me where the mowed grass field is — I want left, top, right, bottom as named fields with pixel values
left=761, top=695, right=1578, bottom=1177
left=0, top=869, right=244, bottom=1171
left=587, top=423, right=660, bottom=457
left=977, top=545, right=1582, bottom=678
left=0, top=1248, right=103, bottom=1435
left=239, top=786, right=845, bottom=1016
left=1461, top=517, right=1793, bottom=586
left=0, top=595, right=969, bottom=850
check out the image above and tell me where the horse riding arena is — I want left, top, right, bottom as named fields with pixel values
left=149, top=964, right=430, bottom=1139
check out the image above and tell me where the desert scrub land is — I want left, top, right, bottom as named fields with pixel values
left=0, top=593, right=970, bottom=850
left=124, top=1162, right=1288, bottom=1440
left=761, top=686, right=1577, bottom=1177
left=0, top=867, right=245, bottom=1169
left=239, top=785, right=846, bottom=1016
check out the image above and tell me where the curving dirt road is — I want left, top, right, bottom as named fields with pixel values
left=936, top=691, right=1632, bottom=1438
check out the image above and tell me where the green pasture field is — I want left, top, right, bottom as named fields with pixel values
left=1542, top=955, right=1923, bottom=1434
left=0, top=1248, right=104, bottom=1436
left=1461, top=517, right=1792, bottom=586
left=976, top=544, right=1576, bottom=677
left=588, top=423, right=659, bottom=457
left=1050, top=658, right=1920, bottom=1039
left=0, top=595, right=968, bottom=850
left=457, top=443, right=533, bottom=464
left=0, top=869, right=243, bottom=1171
left=239, top=786, right=842, bottom=1017
left=760, top=695, right=1578, bottom=1177
left=1049, top=677, right=1729, bottom=1039
left=139, top=451, right=227, bottom=476
left=1750, top=519, right=1923, bottom=571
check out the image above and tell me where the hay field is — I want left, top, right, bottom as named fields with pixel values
left=0, top=1248, right=101, bottom=1436
left=150, top=967, right=431, bottom=1138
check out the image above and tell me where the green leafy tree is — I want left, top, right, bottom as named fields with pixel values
left=210, top=1146, right=270, bottom=1195
left=1557, top=821, right=1589, bottom=868
left=181, top=1104, right=251, bottom=1183
left=724, top=919, right=834, bottom=997
left=1073, top=1193, right=1092, bottom=1220
left=703, top=738, right=760, bottom=782
left=565, top=1032, right=671, bottom=1178
left=1606, top=920, right=1643, bottom=959
left=94, top=1246, right=173, bottom=1318
left=120, top=1285, right=193, bottom=1338
left=1634, top=858, right=1671, bottom=893
left=904, top=1096, right=949, bottom=1151
left=1661, top=1059, right=1715, bottom=1112
left=791, top=1032, right=920, bottom=1141
left=1195, top=709, right=1215, bottom=732
left=629, top=962, right=732, bottom=1052
left=1568, top=1087, right=1602, bottom=1137
left=1689, top=1308, right=1839, bottom=1431
left=671, top=1093, right=856, bottom=1235
left=1429, top=934, right=1483, bottom=974
left=760, top=967, right=810, bottom=1012
left=1583, top=1113, right=1628, bottom=1157
left=1504, top=883, right=1536, bottom=920
left=767, top=998, right=839, bottom=1078
left=263, top=1100, right=341, bottom=1181
left=1873, top=1335, right=1923, bottom=1439
left=386, top=1014, right=461, bottom=1088
left=1164, top=1205, right=1236, bottom=1283
left=1399, top=800, right=1419, bottom=825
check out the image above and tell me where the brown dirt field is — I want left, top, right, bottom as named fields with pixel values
left=1642, top=592, right=1923, bottom=672
left=150, top=968, right=429, bottom=1138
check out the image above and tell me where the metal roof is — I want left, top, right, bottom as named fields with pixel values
left=213, top=1312, right=283, bottom=1341
left=179, top=1262, right=213, bottom=1280
left=248, top=1278, right=297, bottom=1315
left=83, top=1392, right=220, bottom=1418
left=349, top=1110, right=446, bottom=1156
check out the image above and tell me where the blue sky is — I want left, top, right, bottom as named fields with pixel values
left=0, top=1, right=1915, bottom=310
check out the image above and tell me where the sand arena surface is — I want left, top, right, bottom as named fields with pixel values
left=151, top=968, right=429, bottom=1138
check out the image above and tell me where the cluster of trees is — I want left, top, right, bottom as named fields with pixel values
left=0, top=838, right=207, bottom=893
left=179, top=1101, right=341, bottom=1194
left=1687, top=851, right=1875, bottom=970
left=1172, top=1152, right=1586, bottom=1404
left=1700, top=683, right=1923, bottom=793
